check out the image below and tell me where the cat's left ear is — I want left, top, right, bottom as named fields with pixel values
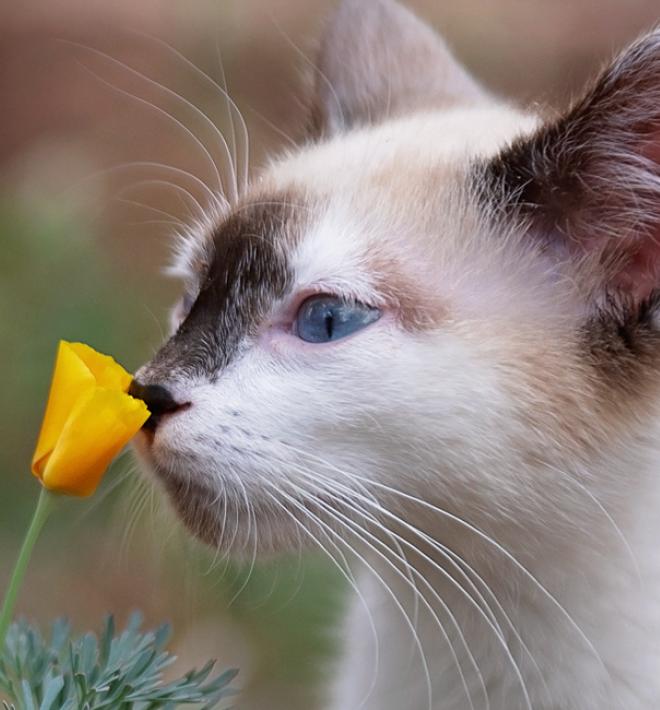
left=484, top=31, right=660, bottom=309
left=308, top=0, right=487, bottom=137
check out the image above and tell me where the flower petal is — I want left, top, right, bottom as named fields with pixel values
left=67, top=342, right=133, bottom=392
left=31, top=341, right=97, bottom=480
left=40, top=387, right=150, bottom=496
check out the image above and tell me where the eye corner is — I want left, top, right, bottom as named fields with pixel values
left=169, top=290, right=197, bottom=333
left=181, top=290, right=196, bottom=312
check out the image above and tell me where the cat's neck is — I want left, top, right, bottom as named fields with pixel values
left=331, top=452, right=660, bottom=710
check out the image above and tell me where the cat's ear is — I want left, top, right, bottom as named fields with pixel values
left=485, top=31, right=660, bottom=310
left=308, top=0, right=486, bottom=137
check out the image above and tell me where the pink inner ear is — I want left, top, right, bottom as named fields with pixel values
left=612, top=228, right=660, bottom=302
left=606, top=134, right=660, bottom=302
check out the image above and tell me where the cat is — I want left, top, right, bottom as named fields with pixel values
left=131, top=1, right=660, bottom=707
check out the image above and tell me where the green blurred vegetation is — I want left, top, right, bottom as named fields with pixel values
left=0, top=198, right=345, bottom=709
left=1, top=613, right=238, bottom=708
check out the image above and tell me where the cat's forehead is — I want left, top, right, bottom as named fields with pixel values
left=265, top=106, right=538, bottom=193
left=171, top=104, right=539, bottom=313
left=174, top=191, right=387, bottom=303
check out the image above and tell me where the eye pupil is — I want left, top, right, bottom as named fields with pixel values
left=324, top=313, right=334, bottom=339
left=295, top=295, right=381, bottom=343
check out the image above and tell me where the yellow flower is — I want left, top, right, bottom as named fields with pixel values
left=31, top=341, right=150, bottom=497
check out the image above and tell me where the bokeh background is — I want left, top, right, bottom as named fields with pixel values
left=2, top=1, right=660, bottom=707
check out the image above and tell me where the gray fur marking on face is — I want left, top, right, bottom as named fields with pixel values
left=143, top=198, right=296, bottom=383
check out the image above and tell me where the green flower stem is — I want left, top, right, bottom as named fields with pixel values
left=0, top=486, right=59, bottom=648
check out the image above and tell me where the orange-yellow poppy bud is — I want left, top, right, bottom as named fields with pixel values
left=31, top=341, right=150, bottom=497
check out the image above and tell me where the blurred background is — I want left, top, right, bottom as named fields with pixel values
left=1, top=0, right=660, bottom=707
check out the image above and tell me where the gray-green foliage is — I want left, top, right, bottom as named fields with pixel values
left=0, top=614, right=236, bottom=710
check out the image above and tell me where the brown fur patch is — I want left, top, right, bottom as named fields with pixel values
left=473, top=30, right=660, bottom=420
left=479, top=30, right=660, bottom=244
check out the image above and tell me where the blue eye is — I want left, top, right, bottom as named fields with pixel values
left=296, top=295, right=381, bottom=343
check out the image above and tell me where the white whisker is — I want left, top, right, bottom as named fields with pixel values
left=285, top=464, right=491, bottom=710
left=63, top=41, right=232, bottom=202
left=364, top=477, right=610, bottom=677
left=117, top=179, right=206, bottom=218
left=260, top=485, right=382, bottom=709
left=128, top=30, right=248, bottom=199
left=280, top=442, right=549, bottom=705
left=269, top=479, right=443, bottom=710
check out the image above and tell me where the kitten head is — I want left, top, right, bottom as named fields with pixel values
left=132, top=0, right=660, bottom=555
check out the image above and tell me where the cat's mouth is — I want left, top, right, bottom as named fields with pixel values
left=132, top=429, right=357, bottom=557
left=132, top=430, right=210, bottom=529
left=132, top=434, right=297, bottom=555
